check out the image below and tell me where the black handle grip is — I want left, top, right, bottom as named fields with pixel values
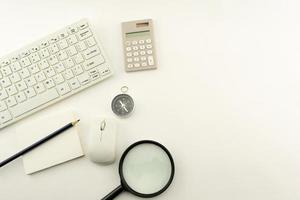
left=101, top=185, right=124, bottom=200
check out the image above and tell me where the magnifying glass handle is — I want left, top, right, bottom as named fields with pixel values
left=101, top=185, right=124, bottom=200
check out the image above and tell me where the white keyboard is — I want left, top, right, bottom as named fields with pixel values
left=0, top=19, right=113, bottom=129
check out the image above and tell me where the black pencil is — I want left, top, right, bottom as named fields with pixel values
left=0, top=119, right=80, bottom=168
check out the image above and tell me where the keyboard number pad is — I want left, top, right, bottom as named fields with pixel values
left=124, top=38, right=155, bottom=71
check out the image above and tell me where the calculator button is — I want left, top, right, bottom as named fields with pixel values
left=141, top=56, right=147, bottom=61
left=141, top=62, right=147, bottom=67
left=132, top=41, right=138, bottom=45
left=125, top=41, right=131, bottom=46
left=126, top=47, right=132, bottom=51
left=133, top=52, right=139, bottom=56
left=148, top=56, right=154, bottom=66
left=146, top=39, right=151, bottom=43
left=146, top=44, right=152, bottom=49
left=134, top=63, right=140, bottom=68
left=132, top=46, right=138, bottom=51
left=127, top=58, right=133, bottom=62
left=139, top=40, right=145, bottom=44
left=147, top=50, right=153, bottom=54
left=127, top=64, right=133, bottom=68
left=140, top=45, right=145, bottom=50
left=140, top=51, right=146, bottom=55
left=134, top=57, right=140, bottom=62
left=126, top=52, right=132, bottom=57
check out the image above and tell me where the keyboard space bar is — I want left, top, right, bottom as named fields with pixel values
left=10, top=89, right=60, bottom=118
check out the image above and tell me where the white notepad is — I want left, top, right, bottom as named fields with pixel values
left=16, top=111, right=84, bottom=175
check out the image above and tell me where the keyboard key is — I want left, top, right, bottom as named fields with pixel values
left=83, top=46, right=100, bottom=59
left=6, top=85, right=18, bottom=96
left=134, top=57, right=139, bottom=62
left=146, top=44, right=152, bottom=49
left=53, top=74, right=65, bottom=84
left=83, top=55, right=105, bottom=70
left=141, top=62, right=147, bottom=67
left=140, top=51, right=146, bottom=55
left=40, top=48, right=50, bottom=59
left=49, top=44, right=60, bottom=54
left=18, top=68, right=30, bottom=79
left=48, top=55, right=59, bottom=65
left=58, top=39, right=69, bottom=49
left=146, top=39, right=151, bottom=43
left=34, top=83, right=46, bottom=94
left=0, top=101, right=7, bottom=111
left=0, top=110, right=12, bottom=124
left=75, top=41, right=87, bottom=52
left=77, top=28, right=92, bottom=40
left=28, top=64, right=40, bottom=74
left=44, top=67, right=56, bottom=77
left=44, top=79, right=55, bottom=89
left=147, top=50, right=153, bottom=54
left=85, top=37, right=96, bottom=47
left=24, top=87, right=36, bottom=98
left=6, top=96, right=17, bottom=107
left=77, top=73, right=90, bottom=85
left=67, top=46, right=77, bottom=56
left=53, top=63, right=65, bottom=73
left=67, top=35, right=78, bottom=45
left=57, top=50, right=68, bottom=61
left=35, top=71, right=46, bottom=82
left=11, top=62, right=22, bottom=72
left=127, top=64, right=133, bottom=68
left=20, top=57, right=31, bottom=67
left=40, top=41, right=50, bottom=48
left=10, top=88, right=59, bottom=118
left=57, top=82, right=71, bottom=95
left=39, top=60, right=50, bottom=69
left=63, top=69, right=74, bottom=80
left=0, top=89, right=8, bottom=100
left=148, top=56, right=154, bottom=66
left=25, top=77, right=37, bottom=87
left=134, top=63, right=140, bottom=68
left=72, top=65, right=83, bottom=75
left=1, top=66, right=12, bottom=76
left=64, top=58, right=75, bottom=68
left=15, top=80, right=27, bottom=91
left=15, top=92, right=27, bottom=103
left=77, top=21, right=89, bottom=30
left=69, top=78, right=80, bottom=89
left=141, top=56, right=147, bottom=61
left=30, top=52, right=40, bottom=63
left=30, top=46, right=39, bottom=53
left=1, top=77, right=12, bottom=88
left=73, top=53, right=84, bottom=64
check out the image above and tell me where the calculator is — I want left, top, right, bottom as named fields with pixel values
left=122, top=19, right=157, bottom=72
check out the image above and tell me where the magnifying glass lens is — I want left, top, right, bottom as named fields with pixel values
left=122, top=143, right=173, bottom=195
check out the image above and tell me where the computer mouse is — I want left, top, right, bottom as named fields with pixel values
left=86, top=118, right=117, bottom=164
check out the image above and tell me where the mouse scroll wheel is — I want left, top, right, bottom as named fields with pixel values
left=100, top=120, right=106, bottom=131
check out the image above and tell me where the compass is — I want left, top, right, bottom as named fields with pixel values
left=111, top=86, right=134, bottom=117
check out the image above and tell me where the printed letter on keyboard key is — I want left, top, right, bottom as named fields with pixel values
left=83, top=46, right=100, bottom=59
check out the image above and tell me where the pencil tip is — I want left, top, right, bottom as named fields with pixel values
left=72, top=119, right=80, bottom=125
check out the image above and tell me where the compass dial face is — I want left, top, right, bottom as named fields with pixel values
left=111, top=94, right=134, bottom=117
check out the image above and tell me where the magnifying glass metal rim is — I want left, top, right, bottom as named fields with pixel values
left=119, top=140, right=175, bottom=198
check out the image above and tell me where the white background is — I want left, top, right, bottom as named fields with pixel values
left=0, top=0, right=300, bottom=199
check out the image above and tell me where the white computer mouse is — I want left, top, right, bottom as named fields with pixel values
left=86, top=118, right=117, bottom=164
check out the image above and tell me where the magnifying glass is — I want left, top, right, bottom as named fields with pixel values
left=101, top=140, right=175, bottom=200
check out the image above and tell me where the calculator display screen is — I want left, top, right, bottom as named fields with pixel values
left=126, top=30, right=150, bottom=38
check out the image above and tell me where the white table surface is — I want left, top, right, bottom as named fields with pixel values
left=1, top=0, right=300, bottom=199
